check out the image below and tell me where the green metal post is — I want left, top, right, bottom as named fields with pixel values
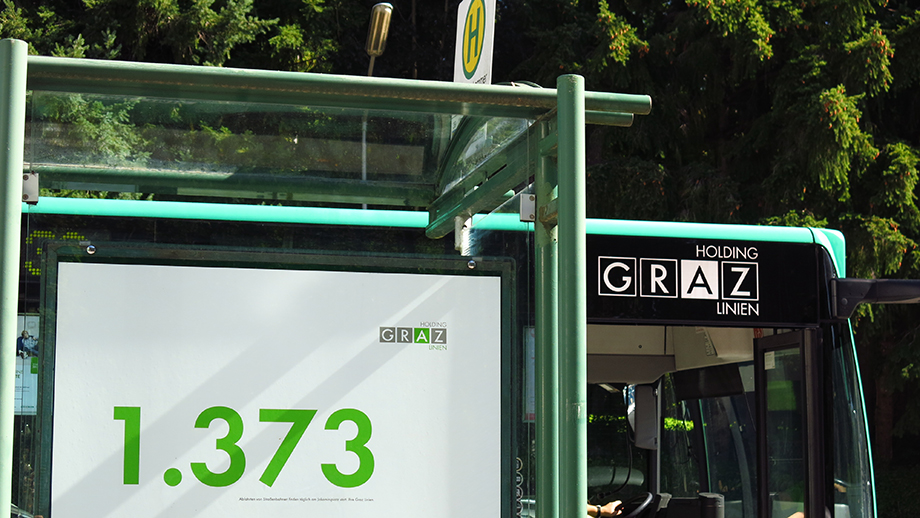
left=0, top=38, right=27, bottom=514
left=535, top=120, right=559, bottom=518
left=557, top=74, right=587, bottom=518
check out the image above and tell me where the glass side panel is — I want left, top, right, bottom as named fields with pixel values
left=660, top=377, right=702, bottom=498
left=470, top=204, right=535, bottom=518
left=831, top=326, right=873, bottom=518
left=699, top=390, right=758, bottom=518
left=662, top=362, right=757, bottom=518
left=27, top=91, right=537, bottom=209
left=28, top=91, right=453, bottom=207
left=586, top=384, right=649, bottom=504
left=12, top=316, right=39, bottom=518
left=763, top=347, right=806, bottom=518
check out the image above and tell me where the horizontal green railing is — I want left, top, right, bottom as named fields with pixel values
left=22, top=197, right=835, bottom=244
left=27, top=56, right=651, bottom=123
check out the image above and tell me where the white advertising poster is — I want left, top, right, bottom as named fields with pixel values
left=51, top=262, right=503, bottom=518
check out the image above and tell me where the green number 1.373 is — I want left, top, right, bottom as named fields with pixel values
left=113, top=406, right=374, bottom=488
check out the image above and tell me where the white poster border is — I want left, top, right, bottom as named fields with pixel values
left=40, top=245, right=513, bottom=518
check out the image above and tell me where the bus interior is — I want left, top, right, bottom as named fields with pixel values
left=584, top=323, right=871, bottom=518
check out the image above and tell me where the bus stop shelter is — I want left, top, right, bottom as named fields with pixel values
left=0, top=38, right=652, bottom=518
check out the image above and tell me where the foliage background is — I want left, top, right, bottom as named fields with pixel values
left=3, top=0, right=920, bottom=515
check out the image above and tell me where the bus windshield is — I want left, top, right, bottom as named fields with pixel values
left=587, top=324, right=874, bottom=518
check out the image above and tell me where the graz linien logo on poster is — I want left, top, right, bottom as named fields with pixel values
left=598, top=244, right=760, bottom=317
left=379, top=322, right=448, bottom=351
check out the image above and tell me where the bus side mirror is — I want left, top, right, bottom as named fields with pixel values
left=832, top=278, right=920, bottom=319
left=627, top=383, right=659, bottom=450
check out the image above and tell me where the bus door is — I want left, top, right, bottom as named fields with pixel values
left=754, top=329, right=823, bottom=518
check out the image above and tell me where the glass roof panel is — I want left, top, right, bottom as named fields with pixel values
left=23, top=57, right=651, bottom=214
left=439, top=115, right=533, bottom=194
left=27, top=91, right=469, bottom=208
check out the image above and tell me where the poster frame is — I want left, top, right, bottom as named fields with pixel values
left=36, top=240, right=516, bottom=518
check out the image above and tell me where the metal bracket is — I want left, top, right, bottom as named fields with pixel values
left=539, top=131, right=558, bottom=157
left=539, top=198, right=558, bottom=227
left=520, top=194, right=536, bottom=222
left=454, top=216, right=472, bottom=255
left=22, top=170, right=38, bottom=204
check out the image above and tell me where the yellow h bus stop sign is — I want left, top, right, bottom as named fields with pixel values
left=454, top=0, right=495, bottom=84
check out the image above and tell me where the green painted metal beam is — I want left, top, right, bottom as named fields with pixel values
left=535, top=120, right=560, bottom=518
left=557, top=74, right=587, bottom=518
left=0, top=38, right=27, bottom=517
left=27, top=56, right=651, bottom=119
left=24, top=197, right=429, bottom=226
left=22, top=197, right=536, bottom=233
left=425, top=163, right=531, bottom=238
left=585, top=111, right=634, bottom=127
left=31, top=164, right=435, bottom=207
left=21, top=197, right=831, bottom=247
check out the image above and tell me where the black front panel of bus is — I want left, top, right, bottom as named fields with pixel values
left=587, top=235, right=821, bottom=326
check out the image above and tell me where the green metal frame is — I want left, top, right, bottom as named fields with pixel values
left=0, top=39, right=27, bottom=516
left=428, top=119, right=540, bottom=238
left=535, top=115, right=560, bottom=518
left=30, top=164, right=438, bottom=208
left=26, top=56, right=650, bottom=215
left=555, top=75, right=587, bottom=518
left=27, top=56, right=651, bottom=121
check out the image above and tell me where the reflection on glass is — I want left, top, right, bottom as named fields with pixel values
left=31, top=92, right=437, bottom=177
left=28, top=91, right=537, bottom=208
left=440, top=117, right=532, bottom=193
left=700, top=393, right=758, bottom=518
left=587, top=384, right=648, bottom=505
left=831, top=328, right=873, bottom=518
left=660, top=376, right=701, bottom=498
left=764, top=348, right=806, bottom=517
left=28, top=91, right=452, bottom=206
left=663, top=364, right=757, bottom=518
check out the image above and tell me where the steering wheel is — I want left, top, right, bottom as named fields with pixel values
left=614, top=492, right=654, bottom=518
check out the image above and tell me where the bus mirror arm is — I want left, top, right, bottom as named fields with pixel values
left=832, top=278, right=920, bottom=319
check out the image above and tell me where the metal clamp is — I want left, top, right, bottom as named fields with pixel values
left=22, top=170, right=38, bottom=204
